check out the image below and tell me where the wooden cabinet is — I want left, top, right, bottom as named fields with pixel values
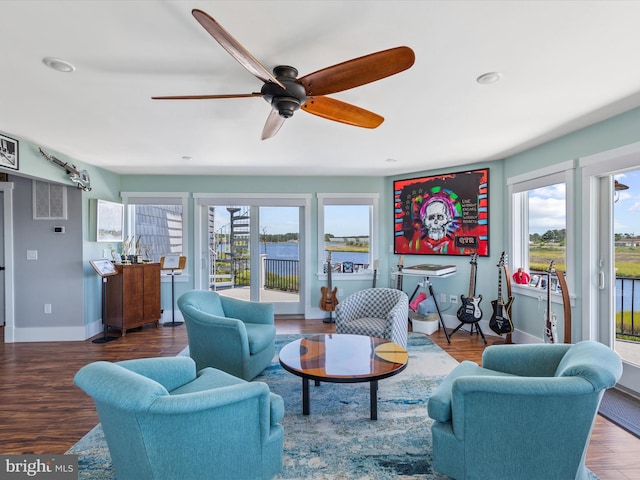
left=105, top=263, right=161, bottom=335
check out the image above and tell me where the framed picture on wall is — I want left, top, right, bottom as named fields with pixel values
left=393, top=168, right=489, bottom=256
left=0, top=134, right=19, bottom=170
left=96, top=199, right=124, bottom=242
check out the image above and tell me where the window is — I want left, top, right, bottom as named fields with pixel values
left=508, top=161, right=573, bottom=293
left=317, top=193, right=379, bottom=276
left=121, top=192, right=188, bottom=267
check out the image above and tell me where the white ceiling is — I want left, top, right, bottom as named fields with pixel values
left=3, top=0, right=640, bottom=177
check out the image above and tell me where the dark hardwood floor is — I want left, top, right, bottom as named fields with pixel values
left=0, top=319, right=638, bottom=479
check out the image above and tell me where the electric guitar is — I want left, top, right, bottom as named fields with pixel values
left=457, top=253, right=482, bottom=324
left=544, top=260, right=559, bottom=343
left=38, top=147, right=92, bottom=192
left=320, top=252, right=339, bottom=313
left=489, top=252, right=515, bottom=335
left=372, top=259, right=379, bottom=287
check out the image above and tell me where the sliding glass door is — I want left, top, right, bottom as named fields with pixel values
left=195, top=195, right=309, bottom=315
left=582, top=146, right=640, bottom=396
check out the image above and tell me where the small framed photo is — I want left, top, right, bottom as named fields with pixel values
left=549, top=277, right=559, bottom=292
left=539, top=276, right=548, bottom=290
left=0, top=134, right=19, bottom=170
left=342, top=261, right=354, bottom=273
left=529, top=274, right=541, bottom=288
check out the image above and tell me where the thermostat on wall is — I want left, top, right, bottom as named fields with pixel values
left=53, top=226, right=65, bottom=234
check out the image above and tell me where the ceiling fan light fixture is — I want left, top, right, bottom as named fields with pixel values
left=272, top=96, right=301, bottom=118
left=42, top=57, right=75, bottom=73
left=476, top=71, right=502, bottom=85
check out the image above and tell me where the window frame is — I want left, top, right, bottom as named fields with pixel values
left=507, top=161, right=574, bottom=300
left=316, top=193, right=379, bottom=280
left=120, top=192, right=190, bottom=280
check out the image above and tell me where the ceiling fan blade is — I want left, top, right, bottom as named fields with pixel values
left=297, top=46, right=415, bottom=96
left=302, top=96, right=383, bottom=129
left=152, top=93, right=263, bottom=100
left=262, top=109, right=286, bottom=140
left=192, top=9, right=285, bottom=89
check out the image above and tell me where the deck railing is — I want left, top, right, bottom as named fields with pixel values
left=264, top=259, right=299, bottom=292
left=617, top=276, right=640, bottom=339
left=211, top=257, right=300, bottom=292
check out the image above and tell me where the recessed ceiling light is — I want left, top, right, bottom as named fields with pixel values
left=182, top=156, right=193, bottom=161
left=42, top=57, right=75, bottom=73
left=476, top=72, right=502, bottom=85
left=386, top=158, right=398, bottom=163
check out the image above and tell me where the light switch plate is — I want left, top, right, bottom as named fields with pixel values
left=27, top=250, right=38, bottom=260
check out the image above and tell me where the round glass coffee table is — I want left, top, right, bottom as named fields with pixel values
left=278, top=334, right=408, bottom=420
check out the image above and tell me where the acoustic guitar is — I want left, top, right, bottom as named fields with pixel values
left=489, top=252, right=514, bottom=335
left=320, top=252, right=339, bottom=320
left=456, top=253, right=482, bottom=324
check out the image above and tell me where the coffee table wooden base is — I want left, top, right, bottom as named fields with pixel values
left=279, top=334, right=408, bottom=420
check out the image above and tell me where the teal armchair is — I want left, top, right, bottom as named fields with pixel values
left=427, top=341, right=622, bottom=480
left=177, top=290, right=276, bottom=380
left=74, top=356, right=284, bottom=480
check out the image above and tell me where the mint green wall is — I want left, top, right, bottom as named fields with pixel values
left=385, top=162, right=505, bottom=329
left=119, top=175, right=387, bottom=312
left=5, top=105, right=640, bottom=340
left=501, top=107, right=640, bottom=341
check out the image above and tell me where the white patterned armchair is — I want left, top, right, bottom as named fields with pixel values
left=335, top=288, right=409, bottom=348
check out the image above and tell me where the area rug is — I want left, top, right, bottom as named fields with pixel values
left=67, top=334, right=601, bottom=479
left=598, top=387, right=640, bottom=439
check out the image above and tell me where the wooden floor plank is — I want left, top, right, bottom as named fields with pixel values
left=0, top=320, right=637, bottom=479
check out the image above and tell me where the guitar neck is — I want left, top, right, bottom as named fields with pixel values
left=546, top=262, right=555, bottom=328
left=468, top=264, right=476, bottom=297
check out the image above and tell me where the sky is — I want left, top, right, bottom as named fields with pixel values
left=614, top=169, right=640, bottom=236
left=528, top=168, right=640, bottom=236
left=212, top=205, right=369, bottom=237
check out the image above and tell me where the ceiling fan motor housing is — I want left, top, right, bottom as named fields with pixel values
left=261, top=65, right=308, bottom=118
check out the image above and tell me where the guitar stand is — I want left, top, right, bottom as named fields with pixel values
left=322, top=312, right=335, bottom=324
left=449, top=321, right=487, bottom=344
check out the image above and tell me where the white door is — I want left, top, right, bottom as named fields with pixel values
left=581, top=145, right=640, bottom=396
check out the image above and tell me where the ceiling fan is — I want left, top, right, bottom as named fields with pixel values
left=152, top=9, right=415, bottom=140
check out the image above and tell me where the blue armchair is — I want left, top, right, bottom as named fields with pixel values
left=74, top=356, right=284, bottom=480
left=177, top=290, right=276, bottom=380
left=427, top=341, right=622, bottom=480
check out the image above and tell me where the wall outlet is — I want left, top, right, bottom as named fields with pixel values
left=338, top=289, right=344, bottom=297
left=439, top=293, right=447, bottom=303
left=450, top=295, right=458, bottom=304
left=44, top=304, right=52, bottom=314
